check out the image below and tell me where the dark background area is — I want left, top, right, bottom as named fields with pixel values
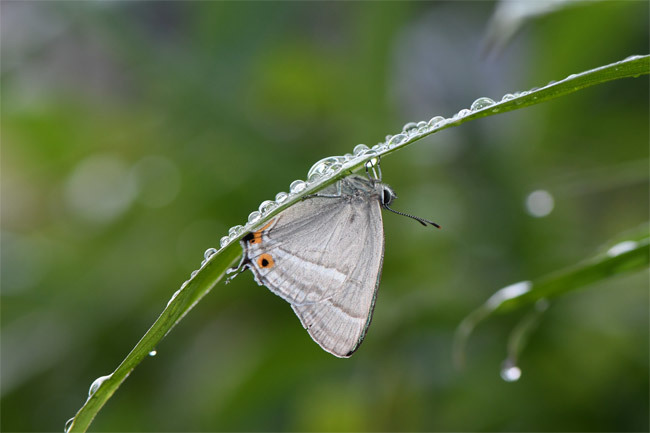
left=2, top=1, right=648, bottom=431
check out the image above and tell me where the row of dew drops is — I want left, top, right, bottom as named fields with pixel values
left=69, top=60, right=634, bottom=430
left=202, top=95, right=510, bottom=262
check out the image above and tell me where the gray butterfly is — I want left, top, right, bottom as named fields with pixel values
left=236, top=173, right=439, bottom=357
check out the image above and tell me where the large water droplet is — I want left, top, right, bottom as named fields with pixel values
left=219, top=236, right=229, bottom=248
left=247, top=211, right=261, bottom=224
left=308, top=156, right=343, bottom=182
left=88, top=374, right=112, bottom=398
left=275, top=192, right=288, bottom=203
left=470, top=97, right=496, bottom=111
left=427, top=116, right=446, bottom=129
left=353, top=144, right=369, bottom=155
left=289, top=180, right=307, bottom=194
left=388, top=134, right=407, bottom=147
left=258, top=200, right=277, bottom=215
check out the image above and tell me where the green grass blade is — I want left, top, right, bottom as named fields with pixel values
left=65, top=245, right=243, bottom=432
left=66, top=54, right=649, bottom=432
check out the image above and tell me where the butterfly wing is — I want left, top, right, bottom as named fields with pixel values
left=241, top=179, right=385, bottom=357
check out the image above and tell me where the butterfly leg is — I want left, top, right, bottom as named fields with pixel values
left=308, top=180, right=342, bottom=199
left=365, top=156, right=382, bottom=181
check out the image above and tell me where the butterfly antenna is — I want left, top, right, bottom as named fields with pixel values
left=383, top=203, right=441, bottom=228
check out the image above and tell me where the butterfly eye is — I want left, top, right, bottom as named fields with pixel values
left=382, top=187, right=395, bottom=206
left=257, top=254, right=274, bottom=269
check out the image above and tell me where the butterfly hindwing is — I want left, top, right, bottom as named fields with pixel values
left=240, top=176, right=385, bottom=357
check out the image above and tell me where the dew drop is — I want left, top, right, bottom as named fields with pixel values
left=427, top=116, right=446, bottom=129
left=149, top=350, right=157, bottom=357
left=308, top=157, right=339, bottom=180
left=88, top=374, right=112, bottom=398
left=228, top=225, right=244, bottom=239
left=258, top=200, right=277, bottom=215
left=275, top=192, right=288, bottom=203
left=470, top=97, right=496, bottom=111
left=64, top=418, right=74, bottom=433
left=401, top=122, right=418, bottom=134
left=385, top=134, right=393, bottom=143
left=247, top=211, right=261, bottom=224
left=500, top=362, right=522, bottom=382
left=190, top=270, right=198, bottom=278
left=289, top=180, right=307, bottom=194
left=353, top=144, right=369, bottom=155
left=501, top=93, right=516, bottom=101
left=167, top=288, right=181, bottom=307
left=363, top=149, right=378, bottom=158
left=454, top=109, right=471, bottom=119
left=388, top=134, right=407, bottom=147
left=219, top=236, right=229, bottom=248
left=204, top=247, right=217, bottom=260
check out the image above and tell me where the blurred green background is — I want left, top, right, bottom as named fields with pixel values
left=2, top=1, right=648, bottom=431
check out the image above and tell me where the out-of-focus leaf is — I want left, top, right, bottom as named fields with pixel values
left=453, top=229, right=650, bottom=369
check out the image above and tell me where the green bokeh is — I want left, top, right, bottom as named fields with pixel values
left=2, top=2, right=648, bottom=431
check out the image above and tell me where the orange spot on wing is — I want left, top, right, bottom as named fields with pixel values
left=257, top=253, right=274, bottom=269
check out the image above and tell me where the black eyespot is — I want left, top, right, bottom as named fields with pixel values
left=261, top=258, right=269, bottom=267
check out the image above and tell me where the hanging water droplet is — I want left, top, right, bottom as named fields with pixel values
left=204, top=248, right=217, bottom=260
left=275, top=192, right=288, bottom=203
left=289, top=180, right=307, bottom=194
left=388, top=134, right=407, bottom=147
left=500, top=360, right=522, bottom=382
left=88, top=374, right=112, bottom=398
left=258, top=200, right=277, bottom=215
left=501, top=93, right=516, bottom=101
left=353, top=144, right=369, bottom=155
left=64, top=417, right=74, bottom=433
left=219, top=235, right=229, bottom=248
left=427, top=116, right=446, bottom=129
left=470, top=97, right=496, bottom=111
left=149, top=350, right=158, bottom=357
left=247, top=211, right=261, bottom=224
